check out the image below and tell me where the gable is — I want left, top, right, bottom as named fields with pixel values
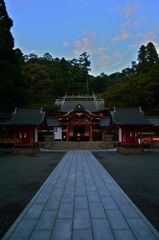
left=111, top=107, right=152, bottom=126
left=5, top=108, right=46, bottom=126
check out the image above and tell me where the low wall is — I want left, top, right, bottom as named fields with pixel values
left=152, top=142, right=159, bottom=148
left=44, top=142, right=54, bottom=149
left=11, top=148, right=40, bottom=155
left=117, top=147, right=145, bottom=155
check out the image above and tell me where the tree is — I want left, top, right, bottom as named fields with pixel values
left=137, top=45, right=147, bottom=73
left=43, top=52, right=53, bottom=62
left=79, top=52, right=91, bottom=93
left=122, top=67, right=134, bottom=76
left=59, top=57, right=70, bottom=92
left=146, top=42, right=158, bottom=70
left=22, top=64, right=54, bottom=106
left=0, top=0, right=26, bottom=112
left=89, top=73, right=111, bottom=94
left=0, top=61, right=27, bottom=112
left=137, top=42, right=158, bottom=73
left=0, top=0, right=15, bottom=63
left=14, top=48, right=25, bottom=68
left=131, top=61, right=137, bottom=73
left=24, top=53, right=40, bottom=64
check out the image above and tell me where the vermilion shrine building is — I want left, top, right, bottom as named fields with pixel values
left=110, top=107, right=154, bottom=147
left=5, top=108, right=47, bottom=147
left=55, top=95, right=109, bottom=141
left=0, top=95, right=159, bottom=147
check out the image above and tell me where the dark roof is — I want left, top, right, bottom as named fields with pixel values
left=65, top=96, right=94, bottom=101
left=58, top=104, right=101, bottom=118
left=5, top=108, right=46, bottom=126
left=111, top=107, right=152, bottom=126
left=147, top=116, right=159, bottom=126
left=59, top=101, right=107, bottom=113
left=98, top=117, right=110, bottom=127
left=0, top=113, right=12, bottom=123
left=46, top=117, right=60, bottom=127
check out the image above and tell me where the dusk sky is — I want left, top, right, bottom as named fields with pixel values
left=5, top=0, right=159, bottom=76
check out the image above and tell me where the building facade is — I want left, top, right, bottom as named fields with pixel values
left=55, top=95, right=109, bottom=141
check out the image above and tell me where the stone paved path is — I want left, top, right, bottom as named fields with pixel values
left=2, top=150, right=159, bottom=240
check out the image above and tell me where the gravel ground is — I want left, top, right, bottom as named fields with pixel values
left=0, top=151, right=66, bottom=239
left=93, top=150, right=159, bottom=233
left=0, top=149, right=159, bottom=238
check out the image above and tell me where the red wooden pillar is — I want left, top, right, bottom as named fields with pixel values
left=6, top=129, right=8, bottom=147
left=66, top=125, right=69, bottom=141
left=30, top=130, right=32, bottom=145
left=90, top=124, right=93, bottom=141
left=100, top=129, right=104, bottom=141
left=14, top=131, right=17, bottom=146
left=140, top=131, right=142, bottom=145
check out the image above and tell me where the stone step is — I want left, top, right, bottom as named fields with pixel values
left=44, top=141, right=114, bottom=150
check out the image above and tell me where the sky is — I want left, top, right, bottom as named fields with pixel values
left=4, top=0, right=159, bottom=76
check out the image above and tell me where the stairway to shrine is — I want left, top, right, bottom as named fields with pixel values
left=45, top=141, right=114, bottom=150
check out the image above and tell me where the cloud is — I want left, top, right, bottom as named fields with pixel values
left=73, top=37, right=94, bottom=55
left=128, top=43, right=138, bottom=50
left=114, top=1, right=138, bottom=18
left=71, top=32, right=124, bottom=75
left=24, top=49, right=39, bottom=55
left=113, top=21, right=132, bottom=42
left=94, top=51, right=123, bottom=75
left=64, top=41, right=70, bottom=47
left=137, top=30, right=158, bottom=43
left=72, top=35, right=108, bottom=58
left=113, top=29, right=131, bottom=42
left=128, top=29, right=159, bottom=52
left=95, top=47, right=107, bottom=54
left=122, top=2, right=138, bottom=18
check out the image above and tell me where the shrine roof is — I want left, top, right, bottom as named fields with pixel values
left=58, top=101, right=107, bottom=113
left=147, top=116, right=159, bottom=126
left=0, top=113, right=12, bottom=124
left=58, top=108, right=100, bottom=118
left=46, top=117, right=60, bottom=127
left=111, top=107, right=152, bottom=126
left=5, top=108, right=46, bottom=126
left=98, top=117, right=111, bottom=126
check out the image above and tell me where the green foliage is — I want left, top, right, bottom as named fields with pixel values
left=0, top=60, right=27, bottom=112
left=0, top=0, right=14, bottom=63
left=89, top=73, right=111, bottom=94
left=103, top=69, right=159, bottom=115
left=22, top=64, right=54, bottom=106
left=0, top=0, right=26, bottom=112
left=137, top=42, right=158, bottom=73
left=102, top=42, right=159, bottom=115
left=43, top=104, right=61, bottom=117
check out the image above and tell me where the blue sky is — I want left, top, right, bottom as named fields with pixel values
left=5, top=0, right=159, bottom=76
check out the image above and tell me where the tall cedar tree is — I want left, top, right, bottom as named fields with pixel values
left=146, top=42, right=158, bottom=70
left=0, top=0, right=26, bottom=112
left=0, top=0, right=15, bottom=63
left=137, top=42, right=158, bottom=73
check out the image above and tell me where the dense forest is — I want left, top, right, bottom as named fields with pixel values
left=0, top=0, right=159, bottom=115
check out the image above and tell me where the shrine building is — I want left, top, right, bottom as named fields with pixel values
left=55, top=95, right=109, bottom=141
left=110, top=107, right=153, bottom=147
left=5, top=108, right=47, bottom=147
left=1, top=95, right=159, bottom=148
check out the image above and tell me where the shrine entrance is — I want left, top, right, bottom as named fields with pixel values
left=74, top=125, right=85, bottom=135
left=70, top=125, right=90, bottom=141
left=74, top=125, right=85, bottom=141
